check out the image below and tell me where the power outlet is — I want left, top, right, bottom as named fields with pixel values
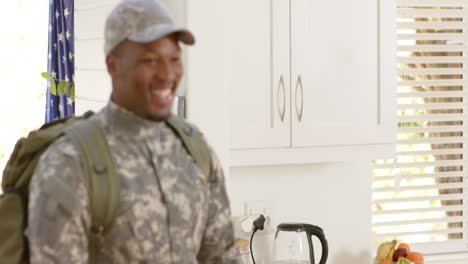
left=244, top=200, right=274, bottom=231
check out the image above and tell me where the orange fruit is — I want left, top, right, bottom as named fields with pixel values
left=380, top=259, right=393, bottom=264
left=407, top=252, right=424, bottom=263
left=397, top=243, right=411, bottom=252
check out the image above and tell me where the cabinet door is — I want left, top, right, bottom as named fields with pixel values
left=227, top=0, right=290, bottom=149
left=291, top=0, right=394, bottom=147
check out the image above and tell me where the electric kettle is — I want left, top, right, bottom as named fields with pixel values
left=272, top=223, right=328, bottom=264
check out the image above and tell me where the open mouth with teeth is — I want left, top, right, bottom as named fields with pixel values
left=150, top=87, right=174, bottom=106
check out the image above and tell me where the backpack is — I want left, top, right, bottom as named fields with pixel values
left=0, top=111, right=213, bottom=264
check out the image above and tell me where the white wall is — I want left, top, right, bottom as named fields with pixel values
left=74, top=1, right=116, bottom=114
left=229, top=162, right=374, bottom=264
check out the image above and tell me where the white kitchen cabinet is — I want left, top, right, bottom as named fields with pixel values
left=227, top=0, right=396, bottom=158
left=226, top=0, right=290, bottom=149
left=291, top=0, right=395, bottom=147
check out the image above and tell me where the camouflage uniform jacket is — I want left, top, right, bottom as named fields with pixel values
left=26, top=102, right=239, bottom=264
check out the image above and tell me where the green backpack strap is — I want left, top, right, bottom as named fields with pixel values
left=166, top=115, right=214, bottom=183
left=66, top=119, right=119, bottom=262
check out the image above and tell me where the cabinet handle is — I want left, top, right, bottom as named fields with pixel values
left=277, top=75, right=286, bottom=122
left=295, top=75, right=304, bottom=122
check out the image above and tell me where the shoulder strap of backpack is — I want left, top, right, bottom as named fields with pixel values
left=165, top=115, right=214, bottom=183
left=66, top=120, right=119, bottom=248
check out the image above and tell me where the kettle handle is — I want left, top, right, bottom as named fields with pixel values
left=307, top=226, right=328, bottom=264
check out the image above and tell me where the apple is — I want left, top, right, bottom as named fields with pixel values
left=393, top=248, right=408, bottom=262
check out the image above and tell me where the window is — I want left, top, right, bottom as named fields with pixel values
left=0, top=0, right=49, bottom=192
left=372, top=0, right=468, bottom=256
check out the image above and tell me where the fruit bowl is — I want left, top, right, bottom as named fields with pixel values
left=375, top=240, right=424, bottom=264
left=373, top=260, right=423, bottom=264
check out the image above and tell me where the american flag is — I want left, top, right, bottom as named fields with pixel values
left=45, top=0, right=74, bottom=122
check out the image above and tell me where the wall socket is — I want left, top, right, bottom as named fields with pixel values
left=232, top=200, right=275, bottom=239
left=244, top=200, right=274, bottom=231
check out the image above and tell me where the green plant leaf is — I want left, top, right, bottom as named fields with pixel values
left=41, top=72, right=53, bottom=80
left=70, top=84, right=75, bottom=101
left=57, top=81, right=67, bottom=95
left=64, top=82, right=71, bottom=95
left=50, top=81, right=57, bottom=95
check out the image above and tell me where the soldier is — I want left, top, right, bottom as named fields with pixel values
left=26, top=0, right=239, bottom=263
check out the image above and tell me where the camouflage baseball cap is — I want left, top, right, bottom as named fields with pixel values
left=104, top=0, right=195, bottom=55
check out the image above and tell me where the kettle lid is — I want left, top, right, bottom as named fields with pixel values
left=277, top=222, right=324, bottom=233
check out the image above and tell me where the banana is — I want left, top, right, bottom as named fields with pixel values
left=376, top=240, right=397, bottom=260
left=386, top=240, right=397, bottom=260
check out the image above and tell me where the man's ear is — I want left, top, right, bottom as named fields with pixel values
left=106, top=54, right=119, bottom=79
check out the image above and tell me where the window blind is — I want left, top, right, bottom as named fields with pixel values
left=372, top=0, right=468, bottom=255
